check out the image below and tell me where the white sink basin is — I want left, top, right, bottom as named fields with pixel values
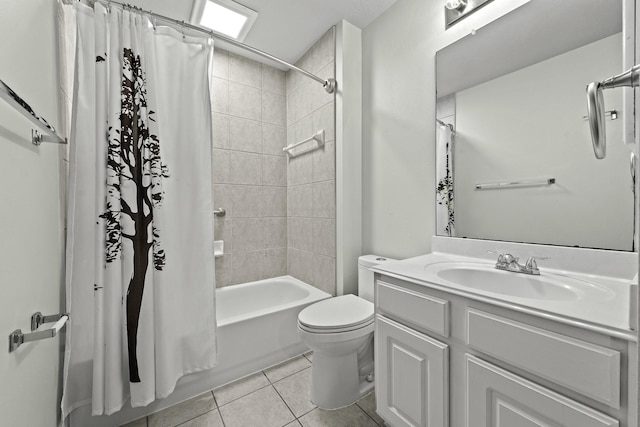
left=425, top=262, right=615, bottom=302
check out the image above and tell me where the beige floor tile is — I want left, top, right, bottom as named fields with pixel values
left=120, top=417, right=147, bottom=427
left=178, top=409, right=224, bottom=427
left=273, top=367, right=316, bottom=417
left=299, top=405, right=379, bottom=427
left=285, top=421, right=303, bottom=427
left=148, top=392, right=215, bottom=427
left=219, top=386, right=295, bottom=427
left=264, top=355, right=312, bottom=383
left=213, top=371, right=270, bottom=406
left=356, top=392, right=385, bottom=426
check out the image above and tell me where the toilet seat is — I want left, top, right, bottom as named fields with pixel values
left=298, top=294, right=374, bottom=334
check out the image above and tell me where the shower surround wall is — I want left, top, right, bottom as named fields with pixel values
left=212, top=30, right=337, bottom=294
left=286, top=29, right=337, bottom=295
left=212, top=49, right=289, bottom=287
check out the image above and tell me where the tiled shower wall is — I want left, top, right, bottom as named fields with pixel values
left=212, top=49, right=288, bottom=287
left=286, top=29, right=337, bottom=295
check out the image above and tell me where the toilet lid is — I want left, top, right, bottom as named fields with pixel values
left=298, top=294, right=374, bottom=331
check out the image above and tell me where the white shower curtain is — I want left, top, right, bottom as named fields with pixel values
left=61, top=1, right=216, bottom=417
left=436, top=121, right=455, bottom=237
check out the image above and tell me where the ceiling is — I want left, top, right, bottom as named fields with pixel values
left=126, top=0, right=398, bottom=68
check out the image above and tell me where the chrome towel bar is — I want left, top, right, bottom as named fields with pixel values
left=213, top=208, right=226, bottom=217
left=475, top=178, right=556, bottom=190
left=0, top=78, right=67, bottom=146
left=9, top=312, right=69, bottom=353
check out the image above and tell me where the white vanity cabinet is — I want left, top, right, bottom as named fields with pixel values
left=374, top=274, right=634, bottom=427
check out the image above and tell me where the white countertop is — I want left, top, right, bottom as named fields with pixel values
left=372, top=251, right=637, bottom=341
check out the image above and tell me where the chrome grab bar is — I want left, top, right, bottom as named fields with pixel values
left=213, top=208, right=226, bottom=217
left=0, top=78, right=67, bottom=146
left=9, top=312, right=69, bottom=353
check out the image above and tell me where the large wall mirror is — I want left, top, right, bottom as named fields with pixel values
left=435, top=0, right=636, bottom=251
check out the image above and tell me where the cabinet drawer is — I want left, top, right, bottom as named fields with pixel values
left=377, top=280, right=449, bottom=337
left=467, top=354, right=619, bottom=427
left=466, top=309, right=621, bottom=408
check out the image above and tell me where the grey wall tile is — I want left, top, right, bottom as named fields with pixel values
left=262, top=65, right=286, bottom=95
left=213, top=149, right=230, bottom=184
left=231, top=185, right=263, bottom=218
left=213, top=113, right=230, bottom=149
left=312, top=181, right=335, bottom=218
left=263, top=186, right=287, bottom=217
left=288, top=185, right=313, bottom=218
left=229, top=52, right=262, bottom=89
left=214, top=218, right=232, bottom=252
left=264, top=217, right=287, bottom=248
left=232, top=250, right=265, bottom=284
left=288, top=248, right=314, bottom=286
left=213, top=184, right=233, bottom=217
left=263, top=123, right=287, bottom=156
left=230, top=151, right=262, bottom=185
left=215, top=254, right=233, bottom=288
left=264, top=248, right=287, bottom=278
left=230, top=117, right=262, bottom=153
left=229, top=82, right=261, bottom=120
left=262, top=91, right=286, bottom=126
left=311, top=101, right=335, bottom=143
left=312, top=255, right=335, bottom=295
left=233, top=218, right=264, bottom=252
left=213, top=48, right=229, bottom=79
left=312, top=219, right=335, bottom=257
left=263, top=155, right=287, bottom=186
left=309, top=62, right=335, bottom=113
left=288, top=218, right=313, bottom=252
left=312, top=141, right=335, bottom=183
left=211, top=78, right=229, bottom=114
left=288, top=153, right=312, bottom=186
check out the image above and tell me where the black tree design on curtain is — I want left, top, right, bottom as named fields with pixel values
left=99, top=48, right=169, bottom=383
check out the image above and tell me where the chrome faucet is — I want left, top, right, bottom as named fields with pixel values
left=492, top=252, right=547, bottom=275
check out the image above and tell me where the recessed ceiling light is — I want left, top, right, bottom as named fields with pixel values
left=190, top=0, right=258, bottom=42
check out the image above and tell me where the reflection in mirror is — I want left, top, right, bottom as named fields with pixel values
left=435, top=0, right=635, bottom=251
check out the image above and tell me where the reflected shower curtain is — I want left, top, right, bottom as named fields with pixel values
left=436, top=121, right=455, bottom=236
left=61, top=1, right=216, bottom=417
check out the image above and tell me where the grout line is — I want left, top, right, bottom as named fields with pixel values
left=214, top=372, right=272, bottom=408
left=267, top=363, right=312, bottom=385
left=269, top=383, right=298, bottom=424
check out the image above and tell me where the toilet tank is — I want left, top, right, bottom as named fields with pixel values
left=358, top=255, right=396, bottom=303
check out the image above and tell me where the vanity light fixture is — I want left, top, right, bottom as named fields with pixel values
left=445, top=0, right=494, bottom=29
left=190, top=0, right=258, bottom=41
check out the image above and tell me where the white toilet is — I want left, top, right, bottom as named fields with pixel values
left=297, top=255, right=395, bottom=409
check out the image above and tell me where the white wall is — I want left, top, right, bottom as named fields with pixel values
left=454, top=33, right=633, bottom=250
left=0, top=0, right=65, bottom=425
left=362, top=0, right=529, bottom=259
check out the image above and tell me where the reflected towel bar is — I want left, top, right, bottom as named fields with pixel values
left=475, top=178, right=556, bottom=190
left=9, top=312, right=69, bottom=353
left=0, top=78, right=67, bottom=146
left=283, top=130, right=325, bottom=157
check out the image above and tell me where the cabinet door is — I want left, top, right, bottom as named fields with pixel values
left=375, top=315, right=448, bottom=427
left=466, top=354, right=619, bottom=427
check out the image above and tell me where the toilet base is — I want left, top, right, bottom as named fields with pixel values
left=309, top=337, right=374, bottom=409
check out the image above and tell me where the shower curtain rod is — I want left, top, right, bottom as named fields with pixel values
left=87, top=0, right=337, bottom=94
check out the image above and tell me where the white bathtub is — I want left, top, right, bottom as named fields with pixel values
left=70, top=275, right=330, bottom=427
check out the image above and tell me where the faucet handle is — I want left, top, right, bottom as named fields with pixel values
left=487, top=250, right=505, bottom=264
left=524, top=256, right=549, bottom=270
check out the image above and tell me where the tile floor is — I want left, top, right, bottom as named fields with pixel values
left=121, top=353, right=385, bottom=427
